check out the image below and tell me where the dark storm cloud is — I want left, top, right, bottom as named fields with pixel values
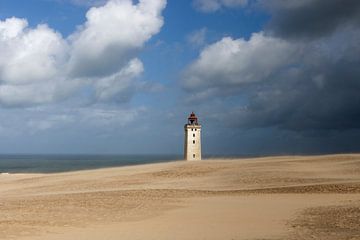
left=265, top=0, right=360, bottom=39
left=183, top=2, right=360, bottom=133
left=232, top=18, right=360, bottom=131
left=226, top=34, right=360, bottom=131
left=230, top=60, right=360, bottom=131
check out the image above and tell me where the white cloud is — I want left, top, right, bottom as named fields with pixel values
left=0, top=0, right=166, bottom=107
left=0, top=18, right=66, bottom=84
left=0, top=18, right=72, bottom=106
left=67, top=0, right=166, bottom=78
left=193, top=0, right=248, bottom=12
left=183, top=32, right=295, bottom=92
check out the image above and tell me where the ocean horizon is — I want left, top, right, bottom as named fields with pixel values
left=0, top=154, right=184, bottom=174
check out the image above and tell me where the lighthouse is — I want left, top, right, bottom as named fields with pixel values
left=184, top=112, right=202, bottom=161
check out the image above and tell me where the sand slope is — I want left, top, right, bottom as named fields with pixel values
left=1, top=154, right=360, bottom=239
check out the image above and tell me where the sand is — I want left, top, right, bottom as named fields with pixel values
left=1, top=154, right=360, bottom=239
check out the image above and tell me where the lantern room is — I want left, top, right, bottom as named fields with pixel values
left=187, top=112, right=199, bottom=125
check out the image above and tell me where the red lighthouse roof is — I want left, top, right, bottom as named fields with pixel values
left=187, top=112, right=198, bottom=125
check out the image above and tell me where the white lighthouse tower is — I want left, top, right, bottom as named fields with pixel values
left=184, top=112, right=202, bottom=161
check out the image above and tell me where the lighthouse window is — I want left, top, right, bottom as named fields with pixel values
left=193, top=154, right=196, bottom=158
left=193, top=134, right=195, bottom=137
left=191, top=128, right=194, bottom=131
left=193, top=140, right=195, bottom=144
left=195, top=129, right=197, bottom=131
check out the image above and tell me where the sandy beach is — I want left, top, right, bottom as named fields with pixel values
left=1, top=154, right=360, bottom=240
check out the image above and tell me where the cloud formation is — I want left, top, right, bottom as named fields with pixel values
left=67, top=0, right=165, bottom=78
left=0, top=0, right=166, bottom=107
left=94, top=58, right=143, bottom=102
left=183, top=1, right=360, bottom=131
left=264, top=0, right=360, bottom=40
left=183, top=32, right=295, bottom=99
left=0, top=18, right=71, bottom=106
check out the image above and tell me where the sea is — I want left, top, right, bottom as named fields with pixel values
left=0, top=154, right=182, bottom=174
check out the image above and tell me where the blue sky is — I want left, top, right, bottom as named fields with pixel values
left=0, top=0, right=359, bottom=155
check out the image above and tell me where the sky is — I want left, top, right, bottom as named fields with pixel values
left=0, top=0, right=359, bottom=155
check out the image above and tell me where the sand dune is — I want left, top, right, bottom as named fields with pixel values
left=1, top=154, right=360, bottom=239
